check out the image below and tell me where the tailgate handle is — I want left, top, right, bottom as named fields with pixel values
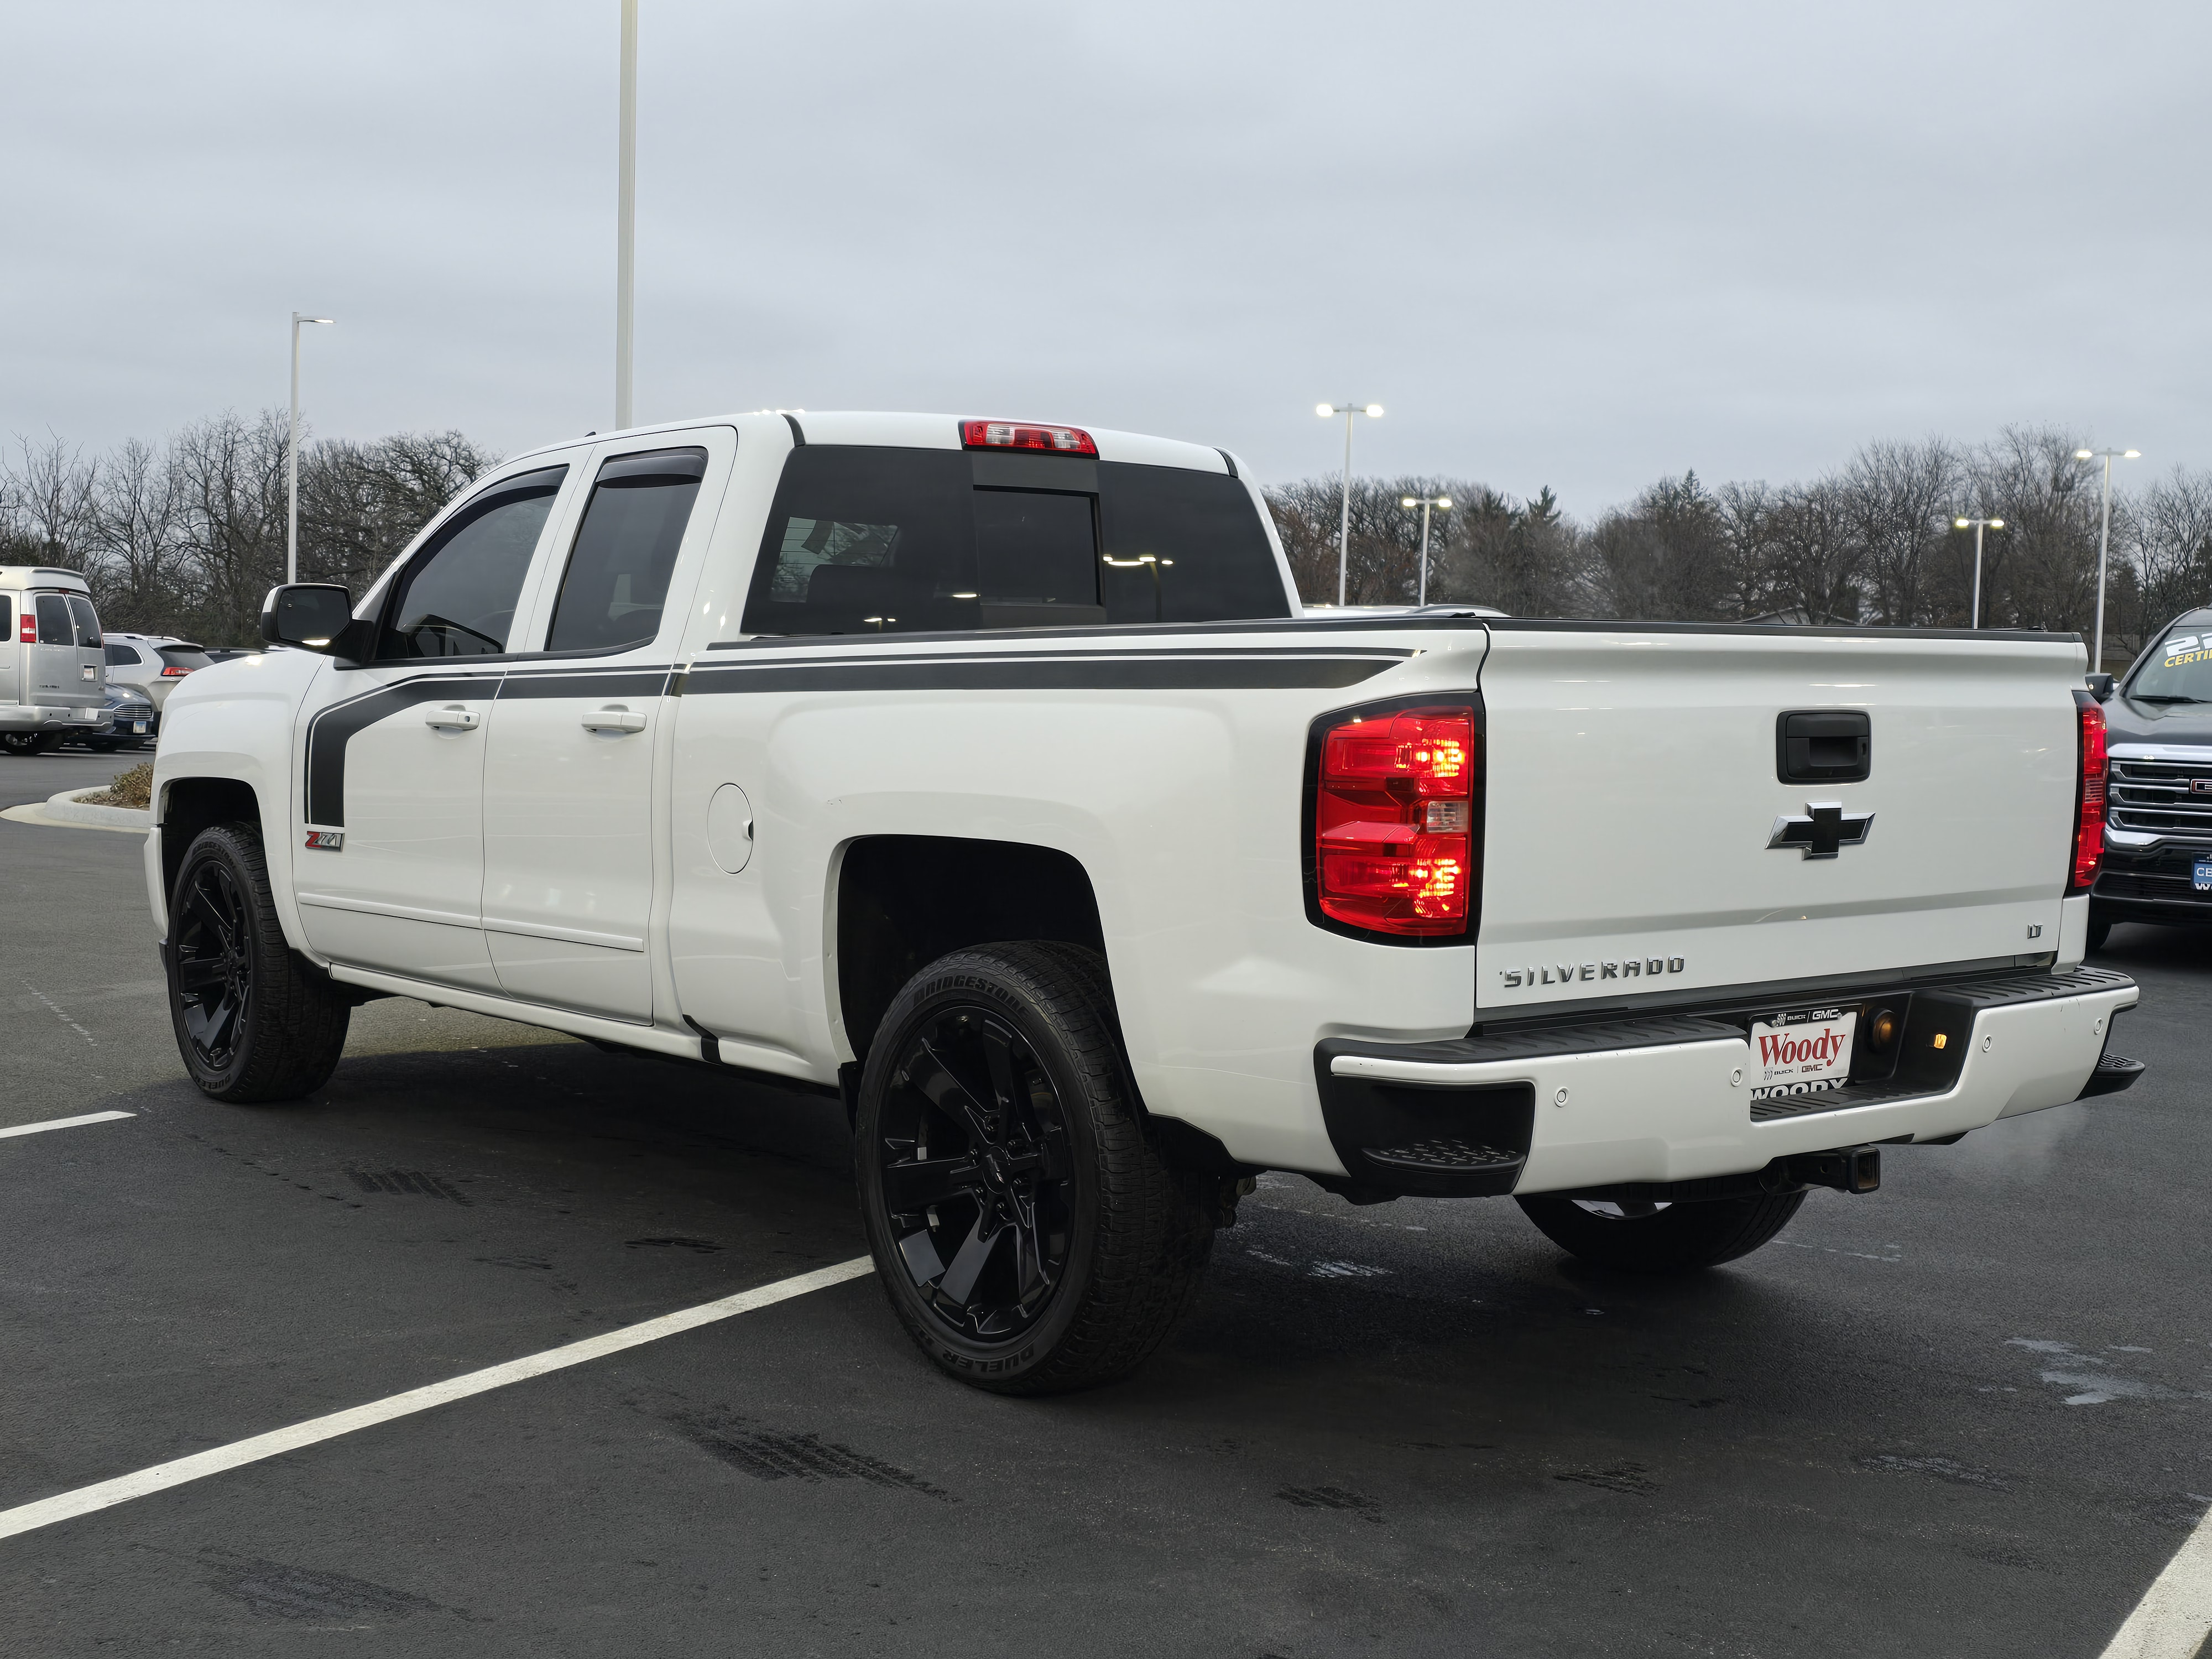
left=1776, top=711, right=1870, bottom=784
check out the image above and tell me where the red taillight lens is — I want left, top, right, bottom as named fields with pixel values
left=160, top=665, right=190, bottom=677
left=1316, top=706, right=1477, bottom=936
left=2070, top=690, right=2106, bottom=894
left=17, top=611, right=34, bottom=644
left=959, top=419, right=1098, bottom=457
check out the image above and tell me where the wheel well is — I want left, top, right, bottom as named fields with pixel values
left=834, top=836, right=1107, bottom=1062
left=160, top=776, right=262, bottom=903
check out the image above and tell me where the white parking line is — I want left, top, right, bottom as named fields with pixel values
left=2097, top=1503, right=2212, bottom=1658
left=0, top=1111, right=135, bottom=1140
left=0, top=1255, right=875, bottom=1543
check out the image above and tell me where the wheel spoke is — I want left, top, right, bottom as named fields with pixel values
left=936, top=1212, right=1001, bottom=1307
left=1008, top=1195, right=1050, bottom=1305
left=906, top=1037, right=997, bottom=1145
left=881, top=1154, right=979, bottom=1214
left=173, top=955, right=226, bottom=992
left=182, top=991, right=237, bottom=1054
left=191, top=869, right=238, bottom=953
left=982, top=1024, right=1022, bottom=1113
left=896, top=1228, right=947, bottom=1287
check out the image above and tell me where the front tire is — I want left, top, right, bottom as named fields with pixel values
left=854, top=942, right=1217, bottom=1395
left=1517, top=1191, right=1807, bottom=1274
left=165, top=822, right=351, bottom=1102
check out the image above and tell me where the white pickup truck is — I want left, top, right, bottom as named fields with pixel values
left=147, top=410, right=2144, bottom=1394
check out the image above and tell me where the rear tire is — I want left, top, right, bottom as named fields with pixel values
left=1, top=732, right=57, bottom=755
left=854, top=942, right=1217, bottom=1395
left=165, top=821, right=351, bottom=1103
left=1516, top=1191, right=1807, bottom=1274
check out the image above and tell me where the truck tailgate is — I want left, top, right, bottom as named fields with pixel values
left=1474, top=624, right=2086, bottom=1010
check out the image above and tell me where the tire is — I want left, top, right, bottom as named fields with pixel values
left=2086, top=905, right=2113, bottom=954
left=165, top=821, right=351, bottom=1103
left=1, top=732, right=56, bottom=756
left=1516, top=1190, right=1808, bottom=1274
left=854, top=941, right=1217, bottom=1395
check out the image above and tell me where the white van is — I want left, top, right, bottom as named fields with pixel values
left=0, top=567, right=112, bottom=755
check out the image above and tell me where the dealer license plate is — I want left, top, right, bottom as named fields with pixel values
left=131, top=722, right=147, bottom=734
left=2195, top=857, right=2212, bottom=894
left=1749, top=1006, right=1857, bottom=1102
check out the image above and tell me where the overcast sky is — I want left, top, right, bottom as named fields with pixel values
left=6, top=1, right=2206, bottom=514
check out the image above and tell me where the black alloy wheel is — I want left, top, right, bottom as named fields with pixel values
left=874, top=1008, right=1074, bottom=1345
left=855, top=942, right=1218, bottom=1395
left=173, top=855, right=254, bottom=1072
left=164, top=822, right=351, bottom=1102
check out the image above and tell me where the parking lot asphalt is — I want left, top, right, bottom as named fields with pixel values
left=3, top=747, right=2208, bottom=1657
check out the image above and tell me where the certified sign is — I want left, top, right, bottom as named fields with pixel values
left=1749, top=1006, right=1857, bottom=1101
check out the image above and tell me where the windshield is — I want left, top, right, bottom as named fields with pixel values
left=2128, top=627, right=2212, bottom=702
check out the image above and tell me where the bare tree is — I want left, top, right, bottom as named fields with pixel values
left=1845, top=439, right=1960, bottom=627
left=0, top=432, right=98, bottom=569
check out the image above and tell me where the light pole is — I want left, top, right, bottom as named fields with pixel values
left=2074, top=446, right=2141, bottom=671
left=1953, top=515, right=2005, bottom=630
left=288, top=311, right=335, bottom=586
left=1317, top=402, right=1383, bottom=606
left=614, top=0, right=639, bottom=430
left=1401, top=493, right=1452, bottom=607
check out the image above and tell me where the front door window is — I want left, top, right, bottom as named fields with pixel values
left=378, top=466, right=566, bottom=659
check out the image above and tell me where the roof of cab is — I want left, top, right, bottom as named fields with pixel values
left=508, top=412, right=1235, bottom=476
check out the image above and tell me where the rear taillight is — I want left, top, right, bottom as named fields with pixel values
left=2069, top=689, right=2106, bottom=894
left=17, top=612, right=33, bottom=644
left=1314, top=704, right=1477, bottom=937
left=160, top=665, right=190, bottom=677
left=959, top=419, right=1098, bottom=457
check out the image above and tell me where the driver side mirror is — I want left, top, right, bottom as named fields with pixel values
left=260, top=584, right=371, bottom=660
left=2086, top=672, right=2116, bottom=702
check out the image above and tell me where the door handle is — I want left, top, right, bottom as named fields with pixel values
left=425, top=707, right=481, bottom=731
left=583, top=707, right=648, bottom=734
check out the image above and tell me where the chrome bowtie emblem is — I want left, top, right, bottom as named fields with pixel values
left=1767, top=802, right=1874, bottom=859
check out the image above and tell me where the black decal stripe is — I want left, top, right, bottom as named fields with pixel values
left=495, top=670, right=674, bottom=701
left=304, top=674, right=500, bottom=828
left=676, top=655, right=1399, bottom=695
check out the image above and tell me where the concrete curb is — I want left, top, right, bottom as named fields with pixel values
left=0, top=788, right=154, bottom=834
left=50, top=786, right=153, bottom=829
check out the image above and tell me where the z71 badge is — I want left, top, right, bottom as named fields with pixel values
left=304, top=830, right=344, bottom=851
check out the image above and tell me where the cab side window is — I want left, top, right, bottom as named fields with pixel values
left=543, top=448, right=707, bottom=654
left=377, top=466, right=567, bottom=660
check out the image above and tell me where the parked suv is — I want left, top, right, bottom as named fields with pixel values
left=0, top=566, right=109, bottom=755
left=105, top=633, right=213, bottom=711
left=2089, top=606, right=2212, bottom=946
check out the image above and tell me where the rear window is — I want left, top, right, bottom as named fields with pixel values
left=66, top=596, right=102, bottom=645
left=2131, top=627, right=2212, bottom=704
left=739, top=447, right=1289, bottom=637
left=158, top=646, right=214, bottom=672
left=34, top=593, right=71, bottom=644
